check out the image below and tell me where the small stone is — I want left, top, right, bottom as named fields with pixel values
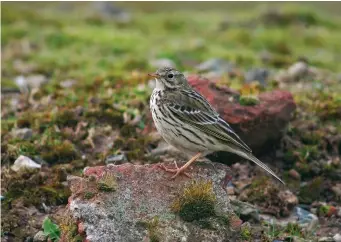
left=334, top=233, right=341, bottom=242
left=105, top=154, right=128, bottom=165
left=11, top=128, right=33, bottom=140
left=149, top=58, right=175, bottom=69
left=230, top=200, right=260, bottom=222
left=33, top=231, right=47, bottom=242
left=287, top=61, right=309, bottom=80
left=295, top=206, right=318, bottom=230
left=15, top=74, right=49, bottom=93
left=196, top=58, right=235, bottom=75
left=288, top=169, right=301, bottom=180
left=244, top=68, right=270, bottom=86
left=278, top=190, right=298, bottom=208
left=318, top=237, right=334, bottom=242
left=93, top=2, right=131, bottom=23
left=11, top=155, right=41, bottom=172
left=60, top=79, right=76, bottom=88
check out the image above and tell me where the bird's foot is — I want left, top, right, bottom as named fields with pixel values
left=159, top=161, right=191, bottom=179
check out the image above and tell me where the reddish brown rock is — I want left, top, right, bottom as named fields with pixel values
left=144, top=75, right=296, bottom=155
left=188, top=75, right=296, bottom=153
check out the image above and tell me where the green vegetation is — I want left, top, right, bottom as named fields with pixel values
left=171, top=180, right=216, bottom=222
left=43, top=217, right=61, bottom=242
left=97, top=173, right=117, bottom=192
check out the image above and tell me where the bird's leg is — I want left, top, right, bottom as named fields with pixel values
left=160, top=152, right=202, bottom=179
left=220, top=166, right=233, bottom=191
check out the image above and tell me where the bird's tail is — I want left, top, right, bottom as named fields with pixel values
left=233, top=150, right=285, bottom=185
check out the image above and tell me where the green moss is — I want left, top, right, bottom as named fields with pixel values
left=53, top=109, right=79, bottom=128
left=2, top=168, right=70, bottom=209
left=85, top=109, right=123, bottom=127
left=60, top=214, right=84, bottom=242
left=113, top=137, right=125, bottom=149
left=84, top=191, right=95, bottom=199
left=120, top=125, right=136, bottom=138
left=285, top=223, right=303, bottom=237
left=298, top=177, right=323, bottom=203
left=97, top=173, right=117, bottom=192
left=171, top=180, right=216, bottom=222
left=239, top=95, right=259, bottom=106
left=17, top=112, right=52, bottom=131
left=240, top=226, right=252, bottom=241
left=41, top=140, right=78, bottom=164
left=138, top=216, right=160, bottom=242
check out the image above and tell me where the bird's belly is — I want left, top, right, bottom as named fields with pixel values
left=151, top=110, right=208, bottom=154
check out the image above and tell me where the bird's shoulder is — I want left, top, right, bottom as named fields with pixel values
left=161, top=88, right=219, bottom=116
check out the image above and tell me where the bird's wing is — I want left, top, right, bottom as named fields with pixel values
left=162, top=89, right=252, bottom=153
left=162, top=89, right=285, bottom=185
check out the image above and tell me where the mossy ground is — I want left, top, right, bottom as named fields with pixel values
left=1, top=2, right=341, bottom=240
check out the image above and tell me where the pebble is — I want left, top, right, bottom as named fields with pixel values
left=60, top=79, right=76, bottom=88
left=12, top=128, right=33, bottom=140
left=287, top=61, right=309, bottom=80
left=244, top=68, right=270, bottom=86
left=105, top=154, right=128, bottom=165
left=318, top=237, right=336, bottom=242
left=295, top=206, right=318, bottom=230
left=15, top=75, right=49, bottom=93
left=196, top=58, right=235, bottom=75
left=11, top=155, right=41, bottom=172
left=33, top=231, right=47, bottom=242
left=334, top=233, right=341, bottom=242
left=288, top=169, right=301, bottom=180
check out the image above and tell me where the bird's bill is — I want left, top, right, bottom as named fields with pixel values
left=148, top=73, right=160, bottom=78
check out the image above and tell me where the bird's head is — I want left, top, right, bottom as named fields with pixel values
left=149, top=67, right=189, bottom=90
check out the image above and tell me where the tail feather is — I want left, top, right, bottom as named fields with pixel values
left=235, top=151, right=285, bottom=185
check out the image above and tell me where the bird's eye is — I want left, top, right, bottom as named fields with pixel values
left=167, top=74, right=174, bottom=78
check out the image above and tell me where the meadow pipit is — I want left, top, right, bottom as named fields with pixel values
left=149, top=67, right=284, bottom=184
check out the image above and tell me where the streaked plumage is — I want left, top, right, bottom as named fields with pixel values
left=149, top=67, right=284, bottom=184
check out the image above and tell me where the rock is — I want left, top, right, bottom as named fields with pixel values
left=149, top=58, right=175, bottom=69
left=11, top=128, right=33, bottom=140
left=260, top=206, right=318, bottom=232
left=33, top=231, right=47, bottom=242
left=11, top=155, right=41, bottom=172
left=60, top=79, right=76, bottom=88
left=295, top=206, right=318, bottom=230
left=92, top=2, right=131, bottom=23
left=188, top=75, right=296, bottom=154
left=244, top=68, right=270, bottom=86
left=278, top=190, right=299, bottom=210
left=104, top=154, right=128, bottom=165
left=288, top=169, right=301, bottom=180
left=334, top=233, right=341, bottom=242
left=14, top=75, right=49, bottom=93
left=64, top=162, right=241, bottom=241
left=230, top=200, right=260, bottom=222
left=287, top=61, right=309, bottom=80
left=331, top=184, right=341, bottom=198
left=319, top=237, right=335, bottom=242
left=196, top=58, right=236, bottom=76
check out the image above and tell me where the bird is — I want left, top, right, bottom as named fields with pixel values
left=148, top=67, right=284, bottom=185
